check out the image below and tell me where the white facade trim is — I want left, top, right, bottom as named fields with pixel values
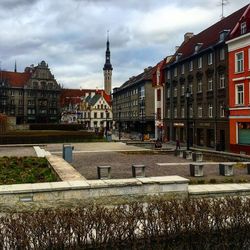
left=229, top=115, right=250, bottom=118
left=229, top=107, right=250, bottom=111
left=227, top=33, right=250, bottom=52
left=233, top=77, right=246, bottom=81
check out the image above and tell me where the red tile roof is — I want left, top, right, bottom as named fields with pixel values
left=152, top=59, right=167, bottom=87
left=173, top=4, right=249, bottom=62
left=0, top=71, right=31, bottom=87
left=60, top=88, right=111, bottom=107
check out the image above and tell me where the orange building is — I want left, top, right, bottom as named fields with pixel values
left=227, top=5, right=250, bottom=154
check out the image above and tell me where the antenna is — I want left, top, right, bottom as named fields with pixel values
left=221, top=0, right=229, bottom=19
left=107, top=30, right=109, bottom=41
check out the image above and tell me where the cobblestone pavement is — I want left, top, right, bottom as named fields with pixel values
left=0, top=146, right=36, bottom=157
left=69, top=151, right=250, bottom=182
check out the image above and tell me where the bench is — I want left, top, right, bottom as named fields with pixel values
left=97, top=166, right=111, bottom=179
left=219, top=163, right=234, bottom=176
left=190, top=163, right=204, bottom=177
left=132, top=164, right=146, bottom=178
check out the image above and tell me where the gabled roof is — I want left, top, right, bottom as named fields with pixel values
left=60, top=88, right=112, bottom=107
left=0, top=71, right=31, bottom=87
left=117, top=66, right=155, bottom=92
left=171, top=4, right=249, bottom=63
left=229, top=4, right=250, bottom=39
left=89, top=94, right=101, bottom=106
left=152, top=59, right=168, bottom=87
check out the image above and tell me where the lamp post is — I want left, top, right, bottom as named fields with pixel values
left=105, top=108, right=108, bottom=140
left=186, top=88, right=191, bottom=150
left=118, top=106, right=121, bottom=140
left=141, top=109, right=145, bottom=142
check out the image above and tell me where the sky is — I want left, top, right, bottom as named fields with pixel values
left=0, top=0, right=249, bottom=90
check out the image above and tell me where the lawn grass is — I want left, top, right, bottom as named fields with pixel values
left=0, top=156, right=58, bottom=185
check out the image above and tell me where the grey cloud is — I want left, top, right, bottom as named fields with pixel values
left=0, top=0, right=38, bottom=9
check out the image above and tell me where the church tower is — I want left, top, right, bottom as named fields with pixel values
left=103, top=32, right=113, bottom=95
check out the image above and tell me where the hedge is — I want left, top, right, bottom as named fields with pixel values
left=0, top=196, right=249, bottom=249
left=29, top=123, right=85, bottom=131
left=0, top=131, right=104, bottom=144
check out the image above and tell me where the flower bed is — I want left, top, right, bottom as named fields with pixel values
left=0, top=157, right=58, bottom=184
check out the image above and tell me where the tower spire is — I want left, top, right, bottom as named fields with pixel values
left=14, top=60, right=17, bottom=72
left=103, top=30, right=113, bottom=95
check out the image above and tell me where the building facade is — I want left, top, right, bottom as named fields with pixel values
left=164, top=5, right=248, bottom=151
left=0, top=61, right=61, bottom=124
left=113, top=67, right=155, bottom=139
left=227, top=5, right=250, bottom=154
left=60, top=89, right=112, bottom=131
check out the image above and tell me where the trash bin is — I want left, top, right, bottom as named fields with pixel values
left=63, top=144, right=74, bottom=163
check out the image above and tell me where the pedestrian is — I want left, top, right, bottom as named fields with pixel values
left=176, top=139, right=180, bottom=150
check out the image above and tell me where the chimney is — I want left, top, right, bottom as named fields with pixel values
left=184, top=32, right=194, bottom=42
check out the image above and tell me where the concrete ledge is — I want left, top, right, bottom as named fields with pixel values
left=46, top=155, right=86, bottom=181
left=34, top=146, right=51, bottom=157
left=189, top=183, right=250, bottom=197
left=0, top=176, right=189, bottom=205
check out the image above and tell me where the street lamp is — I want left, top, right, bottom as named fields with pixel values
left=105, top=108, right=108, bottom=140
left=186, top=88, right=191, bottom=150
left=118, top=106, right=121, bottom=140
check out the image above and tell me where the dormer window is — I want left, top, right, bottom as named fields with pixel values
left=241, top=22, right=247, bottom=35
left=195, top=43, right=203, bottom=53
left=176, top=53, right=182, bottom=61
left=219, top=30, right=230, bottom=42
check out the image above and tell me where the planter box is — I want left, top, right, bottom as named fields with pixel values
left=190, top=163, right=204, bottom=177
left=219, top=163, right=234, bottom=176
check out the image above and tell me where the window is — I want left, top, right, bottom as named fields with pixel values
left=220, top=48, right=225, bottom=61
left=157, top=108, right=161, bottom=120
left=208, top=78, right=213, bottom=91
left=11, top=90, right=14, bottom=96
left=181, top=106, right=185, bottom=118
left=174, top=67, right=177, bottom=77
left=189, top=84, right=193, bottom=94
left=181, top=64, right=185, bottom=74
left=174, top=87, right=177, bottom=97
left=219, top=74, right=225, bottom=88
left=208, top=104, right=213, bottom=118
left=100, top=112, right=103, bottom=119
left=189, top=60, right=193, bottom=71
left=94, top=112, right=97, bottom=118
left=157, top=89, right=161, bottom=101
left=198, top=57, right=202, bottom=68
left=167, top=109, right=170, bottom=118
left=236, top=84, right=244, bottom=105
left=140, top=86, right=145, bottom=98
left=167, top=70, right=170, bottom=79
left=174, top=107, right=177, bottom=118
left=189, top=106, right=193, bottom=118
left=208, top=53, right=213, bottom=65
left=235, top=51, right=244, bottom=73
left=181, top=85, right=185, bottom=96
left=198, top=105, right=202, bottom=118
left=167, top=88, right=170, bottom=98
left=18, top=99, right=23, bottom=105
left=19, top=90, right=23, bottom=96
left=197, top=80, right=203, bottom=93
left=241, top=22, right=247, bottom=35
left=220, top=103, right=225, bottom=117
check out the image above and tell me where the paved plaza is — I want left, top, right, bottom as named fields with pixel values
left=0, top=142, right=250, bottom=182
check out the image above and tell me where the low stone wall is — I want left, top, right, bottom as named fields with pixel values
left=191, top=147, right=250, bottom=162
left=0, top=176, right=189, bottom=206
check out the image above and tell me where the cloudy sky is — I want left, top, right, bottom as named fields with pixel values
left=0, top=0, right=249, bottom=89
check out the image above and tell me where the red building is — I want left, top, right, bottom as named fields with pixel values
left=227, top=5, right=250, bottom=154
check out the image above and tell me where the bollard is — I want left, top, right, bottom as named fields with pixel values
left=63, top=144, right=74, bottom=163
